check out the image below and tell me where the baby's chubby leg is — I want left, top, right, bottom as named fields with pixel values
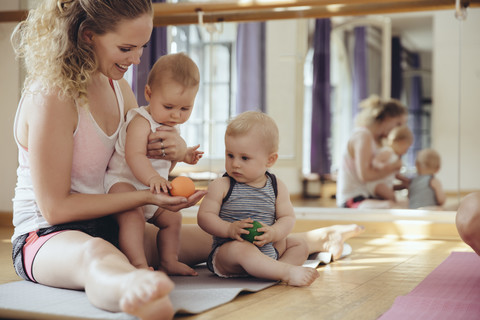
left=152, top=209, right=197, bottom=276
left=215, top=241, right=318, bottom=287
left=110, top=182, right=150, bottom=269
left=275, top=236, right=309, bottom=266
left=374, top=183, right=396, bottom=201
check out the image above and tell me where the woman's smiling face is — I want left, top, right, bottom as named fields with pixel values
left=88, top=14, right=153, bottom=80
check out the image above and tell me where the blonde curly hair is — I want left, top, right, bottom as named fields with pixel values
left=11, top=0, right=152, bottom=105
left=226, top=111, right=279, bottom=154
left=356, top=94, right=407, bottom=126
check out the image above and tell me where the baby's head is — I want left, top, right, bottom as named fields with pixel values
left=224, top=111, right=279, bottom=182
left=145, top=53, right=200, bottom=125
left=416, top=148, right=441, bottom=175
left=387, top=125, right=413, bottom=156
left=226, top=111, right=279, bottom=154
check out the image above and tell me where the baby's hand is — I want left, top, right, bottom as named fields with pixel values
left=252, top=222, right=275, bottom=247
left=148, top=176, right=171, bottom=194
left=228, top=218, right=253, bottom=241
left=184, top=145, right=204, bottom=165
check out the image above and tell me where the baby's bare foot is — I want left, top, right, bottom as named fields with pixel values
left=120, top=269, right=174, bottom=320
left=161, top=260, right=198, bottom=276
left=285, top=266, right=319, bottom=287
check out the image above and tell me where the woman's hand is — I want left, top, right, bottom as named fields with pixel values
left=147, top=189, right=207, bottom=212
left=147, top=126, right=187, bottom=161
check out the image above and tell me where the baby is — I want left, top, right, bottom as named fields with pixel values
left=105, top=53, right=202, bottom=275
left=366, top=125, right=413, bottom=202
left=407, top=148, right=446, bottom=209
left=197, top=111, right=319, bottom=286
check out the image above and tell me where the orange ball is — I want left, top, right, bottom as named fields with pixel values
left=170, top=176, right=195, bottom=198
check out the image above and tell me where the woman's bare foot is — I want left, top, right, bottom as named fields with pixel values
left=120, top=269, right=175, bottom=320
left=160, top=260, right=198, bottom=276
left=285, top=266, right=319, bottom=286
left=294, top=224, right=365, bottom=260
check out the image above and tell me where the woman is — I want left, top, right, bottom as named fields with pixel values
left=336, top=95, right=408, bottom=209
left=11, top=1, right=363, bottom=319
left=11, top=1, right=201, bottom=318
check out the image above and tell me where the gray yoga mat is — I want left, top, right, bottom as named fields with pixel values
left=0, top=244, right=350, bottom=319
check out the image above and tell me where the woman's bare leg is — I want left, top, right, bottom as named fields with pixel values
left=33, top=231, right=174, bottom=320
left=177, top=224, right=213, bottom=266
left=288, top=224, right=365, bottom=260
left=456, top=192, right=480, bottom=255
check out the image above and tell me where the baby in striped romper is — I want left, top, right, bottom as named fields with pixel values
left=198, top=111, right=319, bottom=286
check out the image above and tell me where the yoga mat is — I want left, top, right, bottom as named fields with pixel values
left=379, top=251, right=480, bottom=320
left=0, top=244, right=351, bottom=319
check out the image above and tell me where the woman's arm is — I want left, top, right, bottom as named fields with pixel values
left=147, top=126, right=187, bottom=162
left=25, top=91, right=197, bottom=226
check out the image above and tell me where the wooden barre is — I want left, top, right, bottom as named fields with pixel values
left=153, top=0, right=479, bottom=26
left=1, top=0, right=478, bottom=25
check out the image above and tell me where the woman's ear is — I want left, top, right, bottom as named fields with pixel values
left=82, top=29, right=95, bottom=44
left=266, top=152, right=278, bottom=168
left=144, top=85, right=152, bottom=102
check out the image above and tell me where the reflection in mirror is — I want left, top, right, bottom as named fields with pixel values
left=301, top=12, right=434, bottom=208
left=160, top=11, right=478, bottom=209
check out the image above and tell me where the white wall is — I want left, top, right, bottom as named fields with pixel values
left=0, top=1, right=20, bottom=212
left=266, top=19, right=308, bottom=195
left=432, top=9, right=480, bottom=192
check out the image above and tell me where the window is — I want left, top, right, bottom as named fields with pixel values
left=170, top=23, right=236, bottom=170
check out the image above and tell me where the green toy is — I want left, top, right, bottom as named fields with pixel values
left=241, top=220, right=264, bottom=243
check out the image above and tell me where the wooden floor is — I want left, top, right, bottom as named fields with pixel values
left=0, top=217, right=473, bottom=320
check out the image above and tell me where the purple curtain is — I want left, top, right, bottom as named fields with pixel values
left=391, top=36, right=402, bottom=99
left=310, top=19, right=331, bottom=175
left=352, top=26, right=368, bottom=116
left=409, top=53, right=422, bottom=167
left=133, top=0, right=167, bottom=107
left=236, top=22, right=266, bottom=113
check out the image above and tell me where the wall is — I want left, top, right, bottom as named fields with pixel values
left=0, top=1, right=20, bottom=212
left=266, top=19, right=308, bottom=195
left=432, top=9, right=480, bottom=192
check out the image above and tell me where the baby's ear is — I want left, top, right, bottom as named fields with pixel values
left=144, top=85, right=152, bottom=102
left=266, top=152, right=278, bottom=168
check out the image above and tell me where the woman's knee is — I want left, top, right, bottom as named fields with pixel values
left=456, top=192, right=480, bottom=251
left=81, top=237, right=124, bottom=265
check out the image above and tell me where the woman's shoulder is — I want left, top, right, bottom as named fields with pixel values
left=116, top=78, right=138, bottom=114
left=22, top=80, right=76, bottom=111
left=350, top=127, right=374, bottom=144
